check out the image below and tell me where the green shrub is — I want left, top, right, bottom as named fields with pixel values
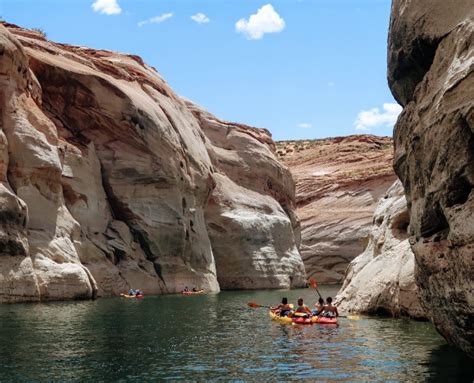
left=32, top=27, right=47, bottom=38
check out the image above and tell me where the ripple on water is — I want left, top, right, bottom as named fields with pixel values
left=0, top=288, right=473, bottom=382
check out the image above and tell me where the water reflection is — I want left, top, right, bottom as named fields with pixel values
left=0, top=288, right=472, bottom=381
left=425, top=344, right=474, bottom=382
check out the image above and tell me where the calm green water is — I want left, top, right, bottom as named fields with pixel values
left=0, top=286, right=473, bottom=382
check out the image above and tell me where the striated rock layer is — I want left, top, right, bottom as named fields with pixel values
left=277, top=136, right=396, bottom=283
left=336, top=180, right=426, bottom=319
left=0, top=23, right=305, bottom=301
left=388, top=1, right=474, bottom=356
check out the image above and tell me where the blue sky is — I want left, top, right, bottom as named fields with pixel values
left=1, top=0, right=401, bottom=140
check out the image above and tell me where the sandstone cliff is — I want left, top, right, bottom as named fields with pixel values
left=336, top=180, right=426, bottom=319
left=277, top=136, right=396, bottom=283
left=388, top=0, right=473, bottom=356
left=188, top=102, right=306, bottom=289
left=0, top=23, right=305, bottom=301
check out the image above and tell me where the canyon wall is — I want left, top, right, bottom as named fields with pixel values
left=336, top=180, right=426, bottom=319
left=0, top=23, right=305, bottom=302
left=189, top=102, right=306, bottom=289
left=388, top=0, right=473, bottom=356
left=277, top=136, right=396, bottom=283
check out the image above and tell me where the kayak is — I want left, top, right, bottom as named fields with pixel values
left=181, top=290, right=204, bottom=295
left=120, top=293, right=144, bottom=299
left=269, top=311, right=338, bottom=325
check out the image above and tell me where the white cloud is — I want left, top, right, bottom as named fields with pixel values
left=236, top=4, right=285, bottom=40
left=92, top=0, right=121, bottom=15
left=354, top=103, right=402, bottom=131
left=297, top=123, right=312, bottom=129
left=191, top=13, right=210, bottom=24
left=138, top=13, right=173, bottom=27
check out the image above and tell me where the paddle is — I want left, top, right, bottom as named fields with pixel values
left=247, top=302, right=272, bottom=309
left=338, top=314, right=363, bottom=320
left=308, top=278, right=323, bottom=300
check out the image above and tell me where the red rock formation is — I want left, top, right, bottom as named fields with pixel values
left=0, top=22, right=305, bottom=301
left=277, top=135, right=396, bottom=283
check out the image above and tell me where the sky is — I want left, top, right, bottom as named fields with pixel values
left=1, top=0, right=402, bottom=141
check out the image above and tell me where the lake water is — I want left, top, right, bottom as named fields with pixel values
left=0, top=286, right=473, bottom=382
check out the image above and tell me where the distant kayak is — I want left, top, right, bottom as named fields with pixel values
left=269, top=311, right=338, bottom=325
left=120, top=293, right=144, bottom=299
left=181, top=290, right=204, bottom=295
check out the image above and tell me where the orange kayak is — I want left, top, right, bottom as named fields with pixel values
left=181, top=290, right=204, bottom=295
left=120, top=293, right=144, bottom=299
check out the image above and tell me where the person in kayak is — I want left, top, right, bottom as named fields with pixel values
left=293, top=298, right=312, bottom=317
left=321, top=297, right=339, bottom=317
left=128, top=288, right=136, bottom=296
left=271, top=297, right=293, bottom=317
left=313, top=297, right=325, bottom=315
left=192, top=287, right=197, bottom=292
left=183, top=286, right=189, bottom=292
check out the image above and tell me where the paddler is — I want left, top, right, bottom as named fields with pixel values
left=313, top=297, right=325, bottom=315
left=270, top=297, right=293, bottom=317
left=321, top=297, right=339, bottom=317
left=294, top=297, right=312, bottom=316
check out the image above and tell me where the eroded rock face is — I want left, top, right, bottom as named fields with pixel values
left=277, top=136, right=396, bottom=283
left=189, top=104, right=305, bottom=289
left=388, top=0, right=474, bottom=356
left=336, top=181, right=426, bottom=319
left=0, top=24, right=93, bottom=301
left=0, top=23, right=304, bottom=301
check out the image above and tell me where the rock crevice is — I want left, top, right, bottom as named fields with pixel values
left=336, top=180, right=426, bottom=319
